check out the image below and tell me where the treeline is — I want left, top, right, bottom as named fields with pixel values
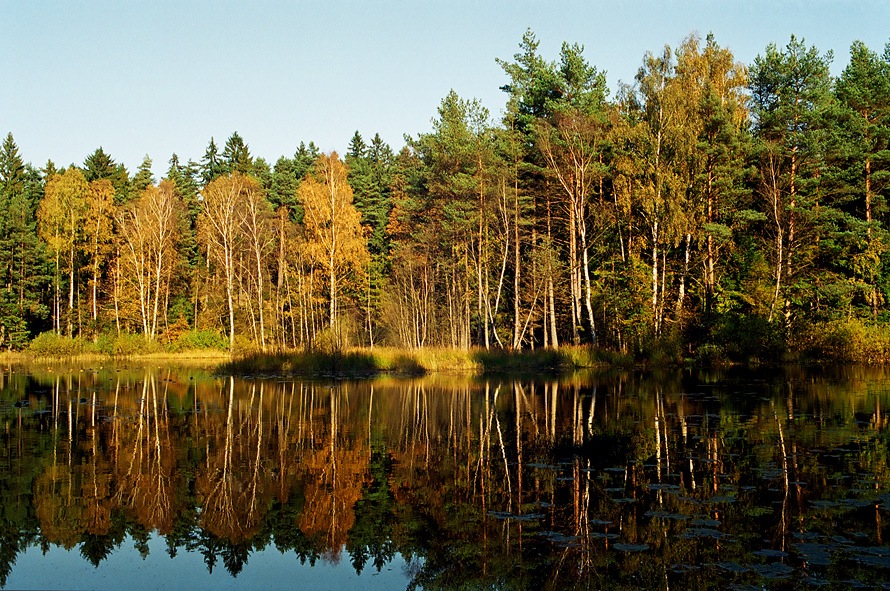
left=3, top=30, right=890, bottom=359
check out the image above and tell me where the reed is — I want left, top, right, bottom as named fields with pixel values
left=23, top=330, right=231, bottom=360
left=216, top=345, right=623, bottom=377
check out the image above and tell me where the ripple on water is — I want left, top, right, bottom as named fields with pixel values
left=749, top=562, right=794, bottom=579
left=487, top=511, right=544, bottom=522
left=752, top=548, right=788, bottom=558
left=792, top=542, right=833, bottom=566
left=644, top=510, right=689, bottom=520
left=680, top=528, right=729, bottom=540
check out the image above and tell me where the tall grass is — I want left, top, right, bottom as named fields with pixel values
left=793, top=318, right=890, bottom=363
left=217, top=345, right=630, bottom=377
left=25, top=330, right=230, bottom=359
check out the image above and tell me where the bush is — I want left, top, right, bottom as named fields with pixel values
left=637, top=334, right=684, bottom=366
left=94, top=332, right=161, bottom=356
left=167, top=330, right=229, bottom=352
left=694, top=343, right=729, bottom=366
left=709, top=314, right=784, bottom=364
left=795, top=318, right=890, bottom=363
left=27, top=332, right=87, bottom=356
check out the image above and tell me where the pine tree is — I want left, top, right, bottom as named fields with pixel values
left=201, top=138, right=223, bottom=185
left=130, top=155, right=155, bottom=196
left=825, top=41, right=890, bottom=317
left=83, top=147, right=130, bottom=203
left=749, top=36, right=833, bottom=323
left=222, top=132, right=252, bottom=175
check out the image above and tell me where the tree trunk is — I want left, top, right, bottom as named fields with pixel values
left=512, top=178, right=521, bottom=349
left=68, top=244, right=75, bottom=337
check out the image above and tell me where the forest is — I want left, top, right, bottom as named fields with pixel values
left=2, top=30, right=890, bottom=362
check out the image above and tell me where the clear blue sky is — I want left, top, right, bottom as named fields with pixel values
left=2, top=0, right=888, bottom=177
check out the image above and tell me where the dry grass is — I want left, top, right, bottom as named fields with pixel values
left=216, top=345, right=625, bottom=377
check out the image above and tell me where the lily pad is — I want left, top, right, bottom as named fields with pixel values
left=613, top=543, right=649, bottom=552
left=750, top=562, right=794, bottom=579
left=753, top=548, right=789, bottom=558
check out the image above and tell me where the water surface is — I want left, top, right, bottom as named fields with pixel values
left=2, top=363, right=890, bottom=589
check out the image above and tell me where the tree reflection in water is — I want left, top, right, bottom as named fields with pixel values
left=2, top=365, right=890, bottom=588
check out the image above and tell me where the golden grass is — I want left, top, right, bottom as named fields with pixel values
left=5, top=349, right=231, bottom=365
left=216, top=345, right=626, bottom=377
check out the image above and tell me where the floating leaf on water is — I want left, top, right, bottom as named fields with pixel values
left=645, top=510, right=689, bottom=520
left=792, top=542, right=832, bottom=566
left=753, top=548, right=788, bottom=558
left=810, top=500, right=840, bottom=508
left=707, top=496, right=736, bottom=504
left=793, top=532, right=820, bottom=540
left=589, top=519, right=613, bottom=525
left=647, top=483, right=681, bottom=491
left=711, top=561, right=749, bottom=573
left=487, top=511, right=544, bottom=522
left=589, top=532, right=618, bottom=539
left=540, top=531, right=578, bottom=544
left=604, top=467, right=626, bottom=473
left=854, top=554, right=890, bottom=568
left=831, top=535, right=852, bottom=545
left=750, top=562, right=794, bottom=579
left=681, top=528, right=728, bottom=540
left=690, top=518, right=721, bottom=527
left=850, top=546, right=890, bottom=557
left=841, top=498, right=875, bottom=508
left=613, top=543, right=649, bottom=552
left=612, top=498, right=637, bottom=504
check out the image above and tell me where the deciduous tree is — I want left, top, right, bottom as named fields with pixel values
left=297, top=153, right=369, bottom=347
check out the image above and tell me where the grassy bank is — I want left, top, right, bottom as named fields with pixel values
left=12, top=330, right=231, bottom=362
left=216, top=346, right=633, bottom=378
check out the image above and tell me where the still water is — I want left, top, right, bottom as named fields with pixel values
left=2, top=363, right=890, bottom=590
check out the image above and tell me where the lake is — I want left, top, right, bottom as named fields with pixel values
left=1, top=362, right=890, bottom=589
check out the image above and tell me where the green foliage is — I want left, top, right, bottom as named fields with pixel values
left=708, top=314, right=785, bottom=364
left=222, top=131, right=252, bottom=175
left=167, top=330, right=229, bottom=352
left=219, top=350, right=379, bottom=377
left=200, top=137, right=223, bottom=185
left=14, top=34, right=890, bottom=364
left=94, top=332, right=161, bottom=356
left=27, top=331, right=86, bottom=356
left=794, top=317, right=890, bottom=363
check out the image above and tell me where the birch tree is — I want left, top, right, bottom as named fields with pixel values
left=37, top=167, right=88, bottom=336
left=83, top=179, right=115, bottom=329
left=199, top=174, right=257, bottom=349
left=297, top=153, right=368, bottom=347
left=115, top=180, right=181, bottom=339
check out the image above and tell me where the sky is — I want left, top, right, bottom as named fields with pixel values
left=2, top=0, right=889, bottom=177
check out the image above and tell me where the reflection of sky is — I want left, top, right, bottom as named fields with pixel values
left=6, top=535, right=414, bottom=591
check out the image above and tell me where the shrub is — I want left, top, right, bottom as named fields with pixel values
left=795, top=318, right=890, bottom=363
left=168, top=330, right=229, bottom=352
left=694, top=343, right=729, bottom=366
left=709, top=314, right=784, bottom=364
left=27, top=332, right=86, bottom=356
left=93, top=332, right=161, bottom=356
